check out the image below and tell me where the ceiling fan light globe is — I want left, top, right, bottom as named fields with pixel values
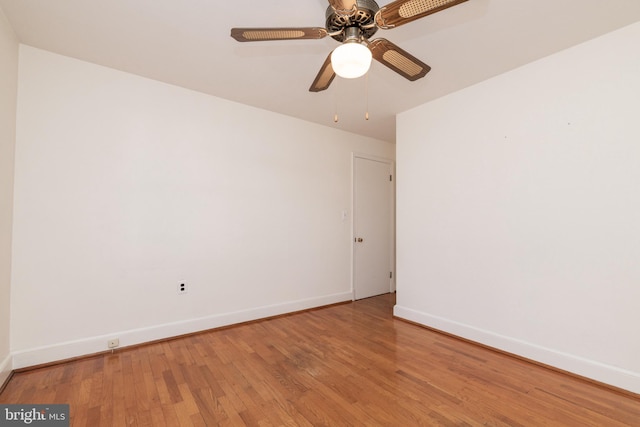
left=331, top=43, right=372, bottom=79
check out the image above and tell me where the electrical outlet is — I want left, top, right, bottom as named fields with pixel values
left=178, top=283, right=188, bottom=294
left=108, top=338, right=119, bottom=349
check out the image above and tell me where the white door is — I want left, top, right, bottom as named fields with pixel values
left=353, top=155, right=394, bottom=300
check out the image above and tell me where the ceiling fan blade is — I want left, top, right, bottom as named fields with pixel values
left=375, top=0, right=468, bottom=29
left=328, top=0, right=358, bottom=13
left=309, top=53, right=336, bottom=92
left=230, top=27, right=328, bottom=42
left=369, top=38, right=431, bottom=81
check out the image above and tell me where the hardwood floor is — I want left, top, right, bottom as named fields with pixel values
left=1, top=294, right=639, bottom=426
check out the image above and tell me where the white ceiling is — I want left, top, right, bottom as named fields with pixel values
left=2, top=0, right=640, bottom=143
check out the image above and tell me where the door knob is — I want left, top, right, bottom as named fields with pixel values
left=357, top=238, right=364, bottom=242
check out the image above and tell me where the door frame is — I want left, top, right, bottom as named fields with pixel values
left=351, top=153, right=396, bottom=301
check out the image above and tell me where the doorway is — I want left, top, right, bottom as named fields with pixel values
left=352, top=154, right=395, bottom=300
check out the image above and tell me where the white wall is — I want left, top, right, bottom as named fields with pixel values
left=11, top=46, right=393, bottom=367
left=396, top=22, right=640, bottom=394
left=0, top=7, right=18, bottom=386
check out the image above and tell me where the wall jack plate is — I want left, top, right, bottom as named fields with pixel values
left=108, top=338, right=119, bottom=349
left=178, top=283, right=188, bottom=295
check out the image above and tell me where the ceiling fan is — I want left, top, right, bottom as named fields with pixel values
left=231, top=0, right=469, bottom=92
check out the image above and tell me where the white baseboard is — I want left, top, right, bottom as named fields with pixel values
left=12, top=292, right=352, bottom=369
left=0, top=352, right=12, bottom=388
left=394, top=305, right=640, bottom=395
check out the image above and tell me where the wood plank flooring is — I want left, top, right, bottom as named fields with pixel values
left=1, top=294, right=639, bottom=426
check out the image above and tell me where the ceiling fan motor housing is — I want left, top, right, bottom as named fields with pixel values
left=326, top=0, right=380, bottom=42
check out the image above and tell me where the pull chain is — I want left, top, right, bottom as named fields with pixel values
left=365, top=71, right=370, bottom=121
left=334, top=77, right=339, bottom=123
